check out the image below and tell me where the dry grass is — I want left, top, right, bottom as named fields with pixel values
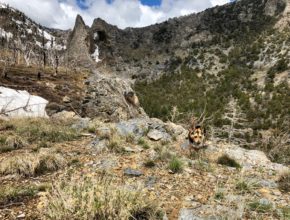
left=0, top=118, right=80, bottom=144
left=42, top=175, right=163, bottom=220
left=277, top=172, right=290, bottom=193
left=0, top=135, right=28, bottom=153
left=0, top=184, right=48, bottom=206
left=0, top=149, right=66, bottom=177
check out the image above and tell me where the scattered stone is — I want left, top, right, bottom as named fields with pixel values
left=51, top=111, right=79, bottom=120
left=116, top=118, right=149, bottom=138
left=71, top=118, right=91, bottom=130
left=259, top=198, right=272, bottom=206
left=147, top=129, right=164, bottom=141
left=17, top=213, right=25, bottom=219
left=123, top=146, right=136, bottom=153
left=259, top=179, right=278, bottom=188
left=147, top=129, right=171, bottom=142
left=178, top=209, right=202, bottom=220
left=123, top=168, right=143, bottom=177
left=90, top=138, right=108, bottom=152
left=62, top=96, right=71, bottom=103
left=145, top=176, right=157, bottom=188
left=96, top=127, right=112, bottom=138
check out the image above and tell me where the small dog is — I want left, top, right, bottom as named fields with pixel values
left=124, top=91, right=140, bottom=107
left=188, top=117, right=206, bottom=152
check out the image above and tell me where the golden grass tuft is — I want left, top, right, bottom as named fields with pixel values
left=42, top=175, right=163, bottom=220
left=0, top=149, right=66, bottom=177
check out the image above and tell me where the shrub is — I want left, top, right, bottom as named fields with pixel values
left=217, top=154, right=241, bottom=168
left=277, top=172, right=290, bottom=193
left=168, top=157, right=183, bottom=173
left=0, top=150, right=66, bottom=177
left=42, top=175, right=163, bottom=220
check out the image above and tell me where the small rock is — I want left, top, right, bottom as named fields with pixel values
left=71, top=118, right=90, bottom=130
left=178, top=209, right=202, bottom=220
left=124, top=168, right=143, bottom=177
left=259, top=179, right=278, bottom=188
left=63, top=96, right=71, bottom=103
left=147, top=129, right=163, bottom=141
left=145, top=176, right=157, bottom=188
left=90, top=138, right=108, bottom=152
left=17, top=213, right=25, bottom=219
left=124, top=146, right=136, bottom=152
left=96, top=127, right=111, bottom=138
left=259, top=198, right=272, bottom=206
left=147, top=129, right=171, bottom=141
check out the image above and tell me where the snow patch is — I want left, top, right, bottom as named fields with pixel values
left=27, top=29, right=32, bottom=34
left=0, top=87, right=48, bottom=118
left=0, top=28, right=13, bottom=40
left=91, top=45, right=101, bottom=63
left=0, top=3, right=7, bottom=8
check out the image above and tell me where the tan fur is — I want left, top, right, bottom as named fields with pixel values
left=124, top=91, right=140, bottom=107
left=188, top=117, right=206, bottom=152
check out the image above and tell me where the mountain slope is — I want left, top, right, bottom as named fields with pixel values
left=0, top=0, right=289, bottom=163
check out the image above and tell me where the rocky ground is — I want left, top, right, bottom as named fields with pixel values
left=0, top=115, right=289, bottom=220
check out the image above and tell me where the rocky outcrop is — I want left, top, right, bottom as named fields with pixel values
left=81, top=71, right=147, bottom=122
left=202, top=142, right=289, bottom=173
left=0, top=86, right=48, bottom=118
left=66, top=15, right=93, bottom=68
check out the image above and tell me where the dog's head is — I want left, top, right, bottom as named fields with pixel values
left=124, top=91, right=140, bottom=107
left=188, top=117, right=206, bottom=146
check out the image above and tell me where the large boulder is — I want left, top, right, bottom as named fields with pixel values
left=203, top=142, right=289, bottom=173
left=0, top=86, right=48, bottom=118
left=82, top=72, right=147, bottom=122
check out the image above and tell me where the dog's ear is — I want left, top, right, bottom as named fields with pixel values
left=190, top=117, right=196, bottom=130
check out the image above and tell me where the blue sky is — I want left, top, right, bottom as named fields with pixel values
left=77, top=0, right=162, bottom=9
left=140, top=0, right=162, bottom=6
left=3, top=0, right=232, bottom=29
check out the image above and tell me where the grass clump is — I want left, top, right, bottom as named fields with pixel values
left=235, top=179, right=259, bottom=194
left=248, top=200, right=272, bottom=213
left=217, top=154, right=241, bottom=168
left=138, top=138, right=150, bottom=149
left=281, top=207, right=290, bottom=219
left=144, top=160, right=156, bottom=168
left=42, top=175, right=164, bottom=220
left=12, top=118, right=79, bottom=143
left=277, top=172, right=290, bottom=193
left=0, top=150, right=66, bottom=177
left=0, top=135, right=28, bottom=153
left=168, top=157, right=183, bottom=173
left=0, top=184, right=47, bottom=206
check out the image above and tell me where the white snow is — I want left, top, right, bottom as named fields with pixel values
left=54, top=44, right=66, bottom=50
left=12, top=18, right=23, bottom=25
left=0, top=87, right=48, bottom=118
left=0, top=28, right=13, bottom=40
left=27, top=28, right=32, bottom=34
left=0, top=3, right=6, bottom=8
left=91, top=45, right=101, bottom=63
left=35, top=41, right=42, bottom=48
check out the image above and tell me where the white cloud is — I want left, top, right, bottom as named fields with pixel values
left=0, top=0, right=231, bottom=29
